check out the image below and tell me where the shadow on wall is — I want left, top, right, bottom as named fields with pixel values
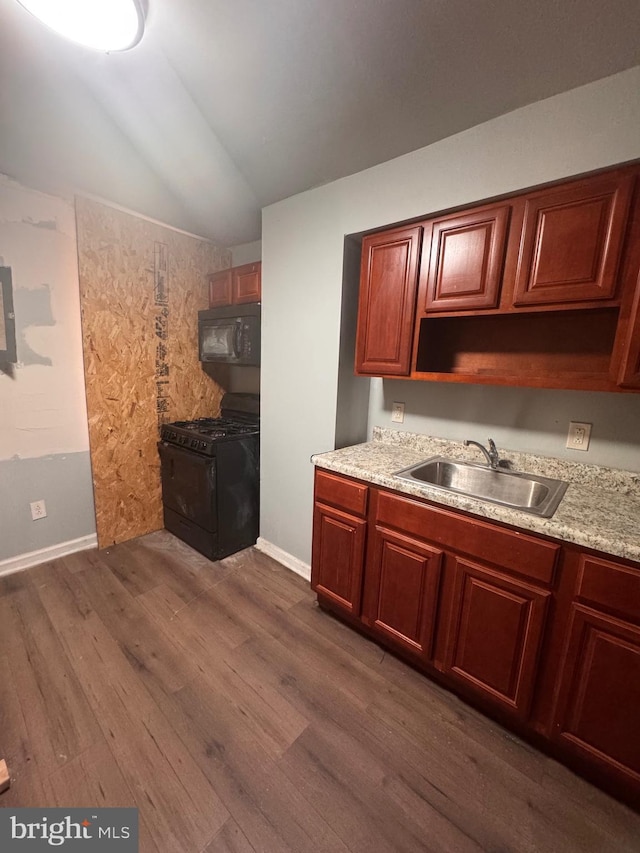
left=335, top=236, right=370, bottom=449
left=13, top=283, right=55, bottom=366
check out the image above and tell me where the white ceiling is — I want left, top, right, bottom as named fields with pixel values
left=1, top=0, right=639, bottom=246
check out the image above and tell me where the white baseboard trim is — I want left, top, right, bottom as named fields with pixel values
left=0, top=533, right=98, bottom=578
left=255, top=537, right=311, bottom=581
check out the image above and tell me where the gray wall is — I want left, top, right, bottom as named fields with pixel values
left=231, top=240, right=262, bottom=266
left=369, top=380, right=640, bottom=471
left=260, top=67, right=640, bottom=566
left=0, top=453, right=96, bottom=560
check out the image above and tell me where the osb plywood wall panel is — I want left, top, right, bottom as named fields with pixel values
left=75, top=197, right=230, bottom=548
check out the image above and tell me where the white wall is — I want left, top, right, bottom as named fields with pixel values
left=261, top=67, right=640, bottom=566
left=0, top=177, right=96, bottom=564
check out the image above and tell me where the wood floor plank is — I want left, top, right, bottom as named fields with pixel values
left=280, top=721, right=438, bottom=853
left=231, top=630, right=639, bottom=853
left=138, top=582, right=250, bottom=654
left=138, top=586, right=308, bottom=760
left=43, top=740, right=160, bottom=853
left=2, top=535, right=639, bottom=853
left=32, top=560, right=229, bottom=853
left=155, top=675, right=350, bottom=853
left=0, top=653, right=51, bottom=808
left=105, top=531, right=230, bottom=603
left=203, top=819, right=256, bottom=853
left=232, top=634, right=507, bottom=850
left=0, top=570, right=32, bottom=598
left=0, top=580, right=102, bottom=779
left=62, top=547, right=104, bottom=574
left=223, top=548, right=311, bottom=611
left=75, top=561, right=202, bottom=693
left=43, top=739, right=139, bottom=808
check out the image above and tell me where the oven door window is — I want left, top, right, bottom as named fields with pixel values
left=201, top=322, right=238, bottom=359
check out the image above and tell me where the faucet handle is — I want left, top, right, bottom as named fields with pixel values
left=487, top=438, right=501, bottom=469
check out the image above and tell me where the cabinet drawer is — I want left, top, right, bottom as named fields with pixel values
left=315, top=470, right=368, bottom=517
left=576, top=554, right=640, bottom=623
left=376, top=490, right=559, bottom=585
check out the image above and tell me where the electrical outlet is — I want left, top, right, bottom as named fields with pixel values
left=566, top=422, right=592, bottom=451
left=30, top=500, right=47, bottom=520
left=391, top=402, right=405, bottom=424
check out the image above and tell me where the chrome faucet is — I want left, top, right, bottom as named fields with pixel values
left=463, top=438, right=501, bottom=470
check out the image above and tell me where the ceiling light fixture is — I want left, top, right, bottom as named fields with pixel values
left=17, top=0, right=145, bottom=52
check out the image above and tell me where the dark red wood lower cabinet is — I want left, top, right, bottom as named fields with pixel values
left=442, top=558, right=550, bottom=720
left=311, top=503, right=366, bottom=617
left=552, top=603, right=640, bottom=786
left=362, top=526, right=442, bottom=662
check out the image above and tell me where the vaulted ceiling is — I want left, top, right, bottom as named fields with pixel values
left=1, top=0, right=639, bottom=245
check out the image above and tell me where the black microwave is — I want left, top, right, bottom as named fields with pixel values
left=198, top=303, right=260, bottom=366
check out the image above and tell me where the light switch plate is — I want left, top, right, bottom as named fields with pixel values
left=566, top=422, right=592, bottom=451
left=391, top=402, right=405, bottom=424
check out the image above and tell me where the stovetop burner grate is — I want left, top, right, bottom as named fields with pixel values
left=172, top=417, right=256, bottom=436
left=160, top=414, right=259, bottom=454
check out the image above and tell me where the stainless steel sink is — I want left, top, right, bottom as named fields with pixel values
left=393, top=456, right=568, bottom=517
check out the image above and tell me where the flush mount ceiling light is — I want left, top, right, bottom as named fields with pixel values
left=17, top=0, right=145, bottom=52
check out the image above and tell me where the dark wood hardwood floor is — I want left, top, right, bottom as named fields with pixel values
left=1, top=530, right=639, bottom=852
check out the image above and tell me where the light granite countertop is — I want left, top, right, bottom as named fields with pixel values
left=311, top=428, right=640, bottom=563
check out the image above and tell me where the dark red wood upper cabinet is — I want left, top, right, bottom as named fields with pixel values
left=208, top=269, right=233, bottom=307
left=513, top=171, right=635, bottom=307
left=355, top=225, right=422, bottom=376
left=422, top=204, right=510, bottom=312
left=362, top=525, right=443, bottom=662
left=233, top=262, right=261, bottom=304
left=443, top=557, right=550, bottom=720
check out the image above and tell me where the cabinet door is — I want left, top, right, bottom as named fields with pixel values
left=443, top=558, right=550, bottom=719
left=209, top=269, right=233, bottom=307
left=311, top=503, right=366, bottom=617
left=233, top=262, right=261, bottom=304
left=363, top=526, right=442, bottom=662
left=355, top=225, right=422, bottom=375
left=422, top=205, right=510, bottom=312
left=513, top=172, right=634, bottom=307
left=552, top=604, right=640, bottom=787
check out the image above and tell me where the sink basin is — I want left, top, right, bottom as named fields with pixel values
left=393, top=456, right=568, bottom=517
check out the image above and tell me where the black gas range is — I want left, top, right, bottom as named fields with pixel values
left=158, top=393, right=259, bottom=561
